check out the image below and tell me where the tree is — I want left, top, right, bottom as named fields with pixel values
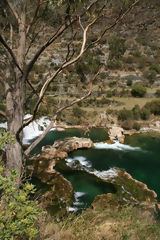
left=0, top=0, right=141, bottom=174
left=131, top=84, right=146, bottom=97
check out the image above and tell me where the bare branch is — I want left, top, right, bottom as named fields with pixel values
left=87, top=0, right=141, bottom=48
left=0, top=35, right=23, bottom=74
left=26, top=0, right=41, bottom=35
left=24, top=90, right=92, bottom=156
left=6, top=0, right=19, bottom=22
left=25, top=0, right=99, bottom=80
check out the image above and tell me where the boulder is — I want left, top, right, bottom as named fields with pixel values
left=108, top=126, right=125, bottom=143
left=52, top=137, right=94, bottom=152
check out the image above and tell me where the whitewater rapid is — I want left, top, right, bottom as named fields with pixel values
left=94, top=141, right=141, bottom=151
left=0, top=115, right=56, bottom=144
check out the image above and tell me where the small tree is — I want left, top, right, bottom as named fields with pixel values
left=131, top=84, right=146, bottom=97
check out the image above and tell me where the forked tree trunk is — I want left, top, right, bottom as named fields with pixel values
left=5, top=4, right=26, bottom=174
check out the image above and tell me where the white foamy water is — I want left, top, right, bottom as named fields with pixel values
left=23, top=116, right=56, bottom=144
left=92, top=168, right=118, bottom=181
left=0, top=121, right=7, bottom=129
left=67, top=191, right=86, bottom=212
left=65, top=156, right=92, bottom=168
left=0, top=115, right=56, bottom=144
left=94, top=141, right=141, bottom=151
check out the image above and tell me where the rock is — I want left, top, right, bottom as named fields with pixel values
left=27, top=137, right=93, bottom=216
left=90, top=168, right=160, bottom=218
left=52, top=137, right=94, bottom=153
left=108, top=126, right=125, bottom=143
left=91, top=168, right=158, bottom=214
left=40, top=172, right=74, bottom=217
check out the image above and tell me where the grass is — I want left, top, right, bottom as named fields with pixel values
left=38, top=204, right=160, bottom=240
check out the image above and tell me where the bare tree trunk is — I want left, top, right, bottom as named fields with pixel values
left=5, top=3, right=26, bottom=173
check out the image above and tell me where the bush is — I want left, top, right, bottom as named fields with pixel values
left=150, top=64, right=160, bottom=74
left=127, top=79, right=132, bottom=86
left=0, top=132, right=42, bottom=240
left=131, top=84, right=146, bottom=97
left=121, top=120, right=133, bottom=130
left=144, top=100, right=160, bottom=115
left=118, top=108, right=133, bottom=121
left=140, top=107, right=151, bottom=120
left=106, top=90, right=113, bottom=98
left=133, top=122, right=141, bottom=131
left=155, top=89, right=160, bottom=97
left=109, top=37, right=126, bottom=60
left=132, top=104, right=141, bottom=120
left=0, top=168, right=41, bottom=240
left=73, top=106, right=85, bottom=118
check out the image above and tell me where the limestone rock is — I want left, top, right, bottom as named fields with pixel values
left=108, top=126, right=125, bottom=143
left=52, top=137, right=94, bottom=152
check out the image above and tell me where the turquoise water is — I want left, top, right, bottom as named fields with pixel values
left=32, top=129, right=160, bottom=209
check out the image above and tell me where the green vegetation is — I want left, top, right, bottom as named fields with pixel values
left=42, top=203, right=160, bottom=240
left=131, top=84, right=147, bottom=97
left=109, top=37, right=126, bottom=60
left=0, top=132, right=42, bottom=240
left=0, top=168, right=41, bottom=240
left=144, top=100, right=160, bottom=115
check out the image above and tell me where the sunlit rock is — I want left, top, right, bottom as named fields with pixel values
left=108, top=126, right=125, bottom=143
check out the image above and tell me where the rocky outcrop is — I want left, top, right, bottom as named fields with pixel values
left=27, top=137, right=93, bottom=216
left=52, top=137, right=94, bottom=153
left=91, top=168, right=159, bottom=215
left=108, top=126, right=125, bottom=143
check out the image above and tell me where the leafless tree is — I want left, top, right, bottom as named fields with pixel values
left=0, top=0, right=141, bottom=174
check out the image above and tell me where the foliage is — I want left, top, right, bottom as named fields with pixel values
left=106, top=90, right=113, bottom=98
left=0, top=132, right=42, bottom=240
left=144, top=100, right=160, bottom=115
left=121, top=120, right=133, bottom=130
left=109, top=37, right=126, bottom=60
left=132, top=104, right=141, bottom=120
left=127, top=79, right=132, bottom=86
left=155, top=89, right=160, bottom=97
left=118, top=108, right=133, bottom=121
left=133, top=122, right=141, bottom=131
left=0, top=131, right=15, bottom=149
left=0, top=166, right=41, bottom=240
left=131, top=84, right=146, bottom=97
left=73, top=106, right=85, bottom=118
left=140, top=107, right=151, bottom=120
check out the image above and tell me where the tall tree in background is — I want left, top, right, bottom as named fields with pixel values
left=0, top=0, right=140, bottom=174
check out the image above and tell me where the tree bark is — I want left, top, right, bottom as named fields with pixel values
left=5, top=3, right=26, bottom=173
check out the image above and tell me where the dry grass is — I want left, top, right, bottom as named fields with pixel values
left=38, top=205, right=160, bottom=240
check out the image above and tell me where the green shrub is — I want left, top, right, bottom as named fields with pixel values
left=150, top=64, right=160, bottom=74
left=140, top=107, right=151, bottom=120
left=0, top=168, right=41, bottom=240
left=133, top=122, right=141, bottom=131
left=131, top=84, right=146, bottom=97
left=73, top=106, right=85, bottom=118
left=106, top=90, right=113, bottom=98
left=127, top=79, right=132, bottom=86
left=143, top=69, right=156, bottom=84
left=144, top=100, right=160, bottom=115
left=132, top=104, right=141, bottom=120
left=118, top=108, right=133, bottom=121
left=155, top=89, right=160, bottom=97
left=109, top=81, right=117, bottom=88
left=109, top=37, right=126, bottom=60
left=107, top=59, right=122, bottom=69
left=0, top=132, right=42, bottom=240
left=121, top=120, right=133, bottom=130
